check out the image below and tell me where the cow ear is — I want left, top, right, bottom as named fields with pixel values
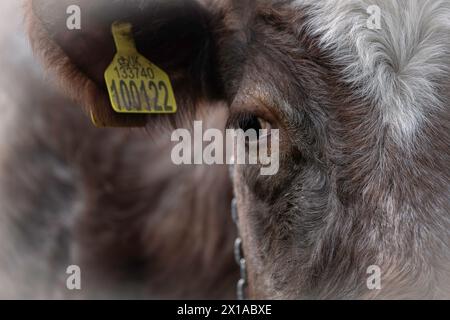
left=26, top=0, right=223, bottom=127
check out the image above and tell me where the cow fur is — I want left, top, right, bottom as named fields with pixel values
left=6, top=0, right=450, bottom=299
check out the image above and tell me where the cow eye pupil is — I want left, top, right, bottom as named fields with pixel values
left=239, top=115, right=262, bottom=132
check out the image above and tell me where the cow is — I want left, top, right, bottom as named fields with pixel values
left=17, top=0, right=450, bottom=299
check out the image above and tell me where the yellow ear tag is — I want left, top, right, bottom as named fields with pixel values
left=104, top=22, right=177, bottom=114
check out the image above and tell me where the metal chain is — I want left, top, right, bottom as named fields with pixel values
left=231, top=194, right=248, bottom=300
left=229, top=164, right=248, bottom=300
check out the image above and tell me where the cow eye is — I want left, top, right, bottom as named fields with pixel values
left=237, top=114, right=272, bottom=135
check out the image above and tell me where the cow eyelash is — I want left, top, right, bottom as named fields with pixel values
left=227, top=112, right=272, bottom=138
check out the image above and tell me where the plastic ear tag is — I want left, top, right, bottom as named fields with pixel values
left=104, top=22, right=177, bottom=114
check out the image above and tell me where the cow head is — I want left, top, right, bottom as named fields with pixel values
left=27, top=0, right=450, bottom=299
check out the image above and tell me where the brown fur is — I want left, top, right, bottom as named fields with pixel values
left=22, top=0, right=450, bottom=299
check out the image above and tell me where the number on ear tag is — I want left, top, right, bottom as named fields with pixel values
left=104, top=22, right=177, bottom=114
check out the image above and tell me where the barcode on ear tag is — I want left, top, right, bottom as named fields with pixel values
left=104, top=22, right=177, bottom=114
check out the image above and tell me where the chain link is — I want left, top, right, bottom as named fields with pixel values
left=231, top=197, right=247, bottom=300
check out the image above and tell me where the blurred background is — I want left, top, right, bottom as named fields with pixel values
left=0, top=0, right=236, bottom=299
left=0, top=1, right=32, bottom=136
left=0, top=0, right=75, bottom=298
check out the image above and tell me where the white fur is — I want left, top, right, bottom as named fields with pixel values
left=293, top=0, right=450, bottom=142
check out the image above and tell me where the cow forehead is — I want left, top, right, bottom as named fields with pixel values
left=216, top=1, right=316, bottom=107
left=217, top=0, right=450, bottom=144
left=292, top=0, right=450, bottom=141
